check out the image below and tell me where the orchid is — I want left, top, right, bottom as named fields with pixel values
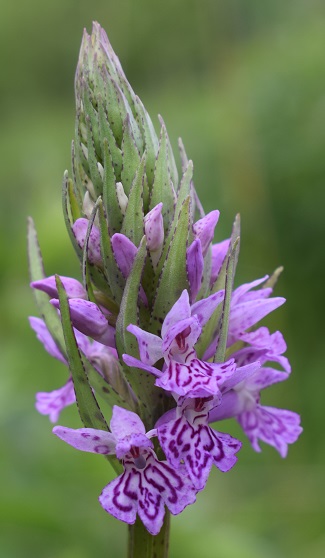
left=54, top=406, right=196, bottom=535
left=28, top=21, right=302, bottom=558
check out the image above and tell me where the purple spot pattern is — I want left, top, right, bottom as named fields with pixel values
left=158, top=408, right=241, bottom=490
left=238, top=405, right=302, bottom=458
left=155, top=358, right=237, bottom=398
left=36, top=379, right=76, bottom=423
left=99, top=450, right=196, bottom=535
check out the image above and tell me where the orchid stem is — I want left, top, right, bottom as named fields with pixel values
left=128, top=512, right=170, bottom=558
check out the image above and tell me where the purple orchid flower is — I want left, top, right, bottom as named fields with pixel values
left=210, top=238, right=230, bottom=286
left=228, top=276, right=285, bottom=345
left=111, top=233, right=148, bottom=305
left=50, top=298, right=116, bottom=347
left=186, top=238, right=204, bottom=303
left=123, top=289, right=259, bottom=398
left=204, top=275, right=286, bottom=360
left=53, top=406, right=197, bottom=535
left=209, top=365, right=302, bottom=457
left=72, top=218, right=102, bottom=265
left=144, top=202, right=164, bottom=266
left=208, top=322, right=301, bottom=456
left=31, top=275, right=87, bottom=299
left=157, top=396, right=241, bottom=490
left=233, top=326, right=291, bottom=373
left=29, top=316, right=119, bottom=421
left=193, top=210, right=220, bottom=257
left=36, top=379, right=76, bottom=423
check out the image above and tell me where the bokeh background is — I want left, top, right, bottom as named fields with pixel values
left=1, top=1, right=324, bottom=556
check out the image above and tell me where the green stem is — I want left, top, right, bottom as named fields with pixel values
left=128, top=512, right=170, bottom=558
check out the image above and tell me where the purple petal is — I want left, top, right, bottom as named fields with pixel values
left=186, top=239, right=204, bottom=303
left=144, top=456, right=197, bottom=518
left=238, top=405, right=302, bottom=457
left=110, top=406, right=146, bottom=442
left=158, top=414, right=240, bottom=490
left=238, top=328, right=291, bottom=373
left=53, top=425, right=116, bottom=454
left=209, top=391, right=242, bottom=422
left=210, top=238, right=230, bottom=286
left=248, top=367, right=289, bottom=391
left=144, top=202, right=164, bottom=252
left=99, top=469, right=139, bottom=526
left=36, top=379, right=75, bottom=423
left=111, top=234, right=148, bottom=305
left=116, top=434, right=153, bottom=460
left=220, top=361, right=261, bottom=393
left=191, top=289, right=225, bottom=328
left=101, top=447, right=196, bottom=534
left=155, top=408, right=177, bottom=429
left=155, top=358, right=229, bottom=398
left=111, top=233, right=137, bottom=277
left=204, top=428, right=241, bottom=472
left=122, top=354, right=162, bottom=377
left=158, top=415, right=212, bottom=489
left=31, top=275, right=87, bottom=300
left=161, top=290, right=191, bottom=339
left=72, top=218, right=102, bottom=265
left=193, top=210, right=220, bottom=256
left=126, top=325, right=162, bottom=365
left=240, top=327, right=285, bottom=351
left=229, top=297, right=285, bottom=342
left=50, top=298, right=115, bottom=347
left=231, top=276, right=269, bottom=306
left=29, top=317, right=66, bottom=363
left=162, top=316, right=201, bottom=360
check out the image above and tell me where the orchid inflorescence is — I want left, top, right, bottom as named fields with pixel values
left=28, top=22, right=302, bottom=537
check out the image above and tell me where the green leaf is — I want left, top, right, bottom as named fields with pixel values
left=85, top=114, right=103, bottom=197
left=121, top=115, right=141, bottom=196
left=134, top=96, right=158, bottom=187
left=178, top=137, right=205, bottom=220
left=102, top=74, right=125, bottom=146
left=158, top=115, right=178, bottom=190
left=121, top=154, right=145, bottom=246
left=81, top=198, right=101, bottom=302
left=56, top=276, right=122, bottom=475
left=214, top=237, right=240, bottom=363
left=82, top=82, right=101, bottom=157
left=98, top=199, right=124, bottom=303
left=116, top=237, right=147, bottom=359
left=263, top=266, right=283, bottom=289
left=83, top=357, right=132, bottom=410
left=115, top=238, right=156, bottom=417
left=149, top=126, right=176, bottom=233
left=102, top=138, right=123, bottom=235
left=207, top=214, right=241, bottom=302
left=62, top=172, right=83, bottom=260
left=195, top=214, right=240, bottom=358
left=150, top=197, right=190, bottom=334
left=55, top=275, right=108, bottom=430
left=98, top=96, right=123, bottom=180
left=27, top=217, right=66, bottom=357
left=174, top=160, right=193, bottom=220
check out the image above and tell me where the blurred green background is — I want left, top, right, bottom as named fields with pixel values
left=1, top=0, right=324, bottom=556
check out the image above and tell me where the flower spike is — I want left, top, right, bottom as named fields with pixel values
left=28, top=21, right=302, bottom=540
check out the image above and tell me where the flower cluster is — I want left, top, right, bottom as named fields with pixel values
left=28, top=22, right=302, bottom=536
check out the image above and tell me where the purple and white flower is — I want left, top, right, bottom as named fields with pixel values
left=29, top=316, right=120, bottom=421
left=209, top=366, right=302, bottom=457
left=54, top=406, right=197, bottom=534
left=123, top=289, right=259, bottom=398
left=157, top=396, right=241, bottom=490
